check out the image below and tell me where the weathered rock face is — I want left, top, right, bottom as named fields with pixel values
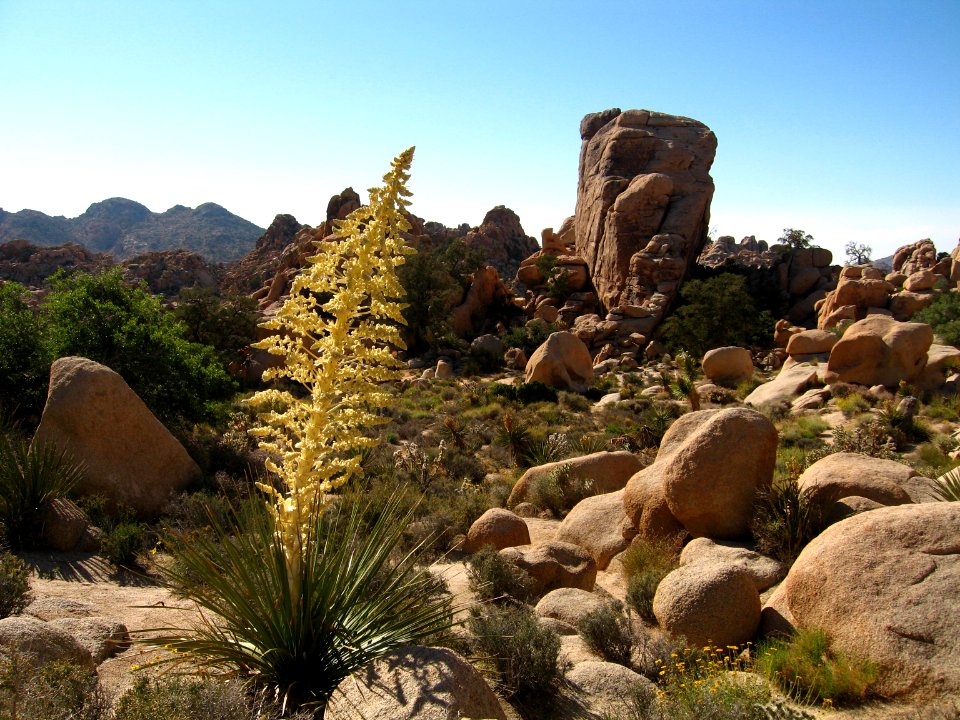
left=499, top=540, right=597, bottom=596
left=449, top=266, right=512, bottom=337
left=796, top=452, right=916, bottom=515
left=825, top=316, right=933, bottom=387
left=574, top=109, right=717, bottom=320
left=463, top=206, right=539, bottom=280
left=121, top=249, right=222, bottom=296
left=555, top=489, right=631, bottom=570
left=221, top=213, right=304, bottom=295
left=0, top=239, right=113, bottom=287
left=326, top=646, right=506, bottom=720
left=781, top=503, right=960, bottom=701
left=507, top=451, right=643, bottom=508
left=524, top=331, right=594, bottom=391
left=34, top=357, right=201, bottom=517
left=623, top=408, right=777, bottom=540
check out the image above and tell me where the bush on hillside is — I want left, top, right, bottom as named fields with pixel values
left=913, top=289, right=960, bottom=346
left=660, top=273, right=774, bottom=357
left=0, top=282, right=49, bottom=420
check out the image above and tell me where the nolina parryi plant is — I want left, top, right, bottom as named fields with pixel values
left=247, top=147, right=416, bottom=579
left=151, top=149, right=456, bottom=713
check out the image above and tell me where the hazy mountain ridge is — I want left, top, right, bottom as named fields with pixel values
left=0, top=198, right=265, bottom=262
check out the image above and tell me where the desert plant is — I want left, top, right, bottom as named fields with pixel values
left=495, top=412, right=533, bottom=465
left=0, top=654, right=108, bottom=720
left=914, top=289, right=960, bottom=346
left=578, top=601, right=634, bottom=666
left=114, top=675, right=305, bottom=720
left=828, top=419, right=897, bottom=459
left=522, top=433, right=571, bottom=466
left=392, top=440, right=446, bottom=492
left=100, top=521, right=149, bottom=569
left=0, top=435, right=85, bottom=549
left=0, top=282, right=50, bottom=421
left=150, top=493, right=454, bottom=712
left=466, top=544, right=534, bottom=604
left=468, top=603, right=562, bottom=700
left=756, top=628, right=878, bottom=706
left=931, top=467, right=960, bottom=501
left=778, top=228, right=814, bottom=250
left=0, top=551, right=31, bottom=618
left=844, top=241, right=872, bottom=265
left=751, top=468, right=828, bottom=565
left=621, top=538, right=678, bottom=622
left=528, top=463, right=595, bottom=517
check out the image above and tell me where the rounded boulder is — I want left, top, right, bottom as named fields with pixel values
left=463, top=508, right=530, bottom=553
left=701, top=346, right=754, bottom=387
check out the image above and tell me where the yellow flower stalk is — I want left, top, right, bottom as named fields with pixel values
left=247, top=147, right=416, bottom=575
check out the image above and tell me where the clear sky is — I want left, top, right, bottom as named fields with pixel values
left=1, top=0, right=957, bottom=263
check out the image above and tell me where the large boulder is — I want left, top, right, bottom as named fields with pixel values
left=0, top=616, right=94, bottom=670
left=621, top=469, right=686, bottom=545
left=781, top=503, right=960, bottom=700
left=575, top=109, right=716, bottom=325
left=796, top=452, right=916, bottom=515
left=701, top=346, right=753, bottom=387
left=325, top=646, right=506, bottom=720
left=653, top=563, right=761, bottom=647
left=524, top=331, right=594, bottom=392
left=33, top=357, right=201, bottom=517
left=534, top=588, right=607, bottom=628
left=47, top=617, right=130, bottom=664
left=462, top=206, right=539, bottom=280
left=679, top=538, right=786, bottom=592
left=825, top=316, right=933, bottom=387
left=500, top=540, right=597, bottom=595
left=566, top=661, right=655, bottom=718
left=744, top=362, right=821, bottom=408
left=463, top=508, right=530, bottom=553
left=785, top=329, right=837, bottom=357
left=623, top=408, right=777, bottom=539
left=555, top=489, right=631, bottom=569
left=508, top=450, right=643, bottom=508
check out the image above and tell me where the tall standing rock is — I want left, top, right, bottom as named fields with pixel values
left=575, top=109, right=717, bottom=319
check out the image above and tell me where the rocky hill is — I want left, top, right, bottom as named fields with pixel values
left=0, top=198, right=264, bottom=262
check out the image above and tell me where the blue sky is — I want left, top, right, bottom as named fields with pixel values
left=1, top=0, right=957, bottom=262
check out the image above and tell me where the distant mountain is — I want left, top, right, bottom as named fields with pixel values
left=0, top=198, right=265, bottom=262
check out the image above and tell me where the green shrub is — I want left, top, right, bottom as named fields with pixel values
left=835, top=393, right=870, bottom=417
left=828, top=419, right=897, bottom=459
left=660, top=274, right=775, bottom=357
left=114, top=675, right=301, bottom=720
left=151, top=493, right=454, bottom=713
left=42, top=269, right=236, bottom=425
left=620, top=538, right=678, bottom=622
left=0, top=655, right=107, bottom=720
left=914, top=288, right=960, bottom=346
left=502, top=319, right=560, bottom=354
left=578, top=601, right=634, bottom=666
left=0, top=551, right=31, bottom=618
left=488, top=381, right=559, bottom=405
left=468, top=604, right=562, bottom=700
left=778, top=416, right=829, bottom=450
left=757, top=628, right=878, bottom=706
left=0, top=282, right=49, bottom=421
left=0, top=435, right=84, bottom=549
left=523, top=434, right=571, bottom=468
left=528, top=463, right=595, bottom=517
left=467, top=545, right=534, bottom=604
left=751, top=471, right=828, bottom=565
left=100, top=522, right=149, bottom=569
left=173, top=288, right=260, bottom=375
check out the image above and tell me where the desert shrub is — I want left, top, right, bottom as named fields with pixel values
left=522, top=433, right=571, bottom=467
left=488, top=381, right=559, bottom=405
left=495, top=412, right=533, bottom=465
left=751, top=466, right=828, bottom=565
left=0, top=551, right=31, bottom=618
left=467, top=545, right=534, bottom=604
left=114, top=675, right=304, bottom=720
left=876, top=401, right=931, bottom=447
left=828, top=419, right=897, bottom=459
left=638, top=643, right=770, bottom=720
left=468, top=604, right=562, bottom=700
left=0, top=282, right=49, bottom=421
left=660, top=274, right=775, bottom=357
left=778, top=416, right=829, bottom=450
left=0, top=655, right=108, bottom=720
left=0, top=435, right=84, bottom=549
left=578, top=601, right=634, bottom=666
left=528, top=463, right=595, bottom=517
left=152, top=493, right=453, bottom=712
left=100, top=521, right=149, bottom=569
left=173, top=287, right=260, bottom=375
left=621, top=538, right=678, bottom=622
left=914, top=288, right=960, bottom=346
left=757, top=628, right=878, bottom=707
left=502, top=319, right=560, bottom=354
left=42, top=269, right=235, bottom=425
left=910, top=440, right=958, bottom=479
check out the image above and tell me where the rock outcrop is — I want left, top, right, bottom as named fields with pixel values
left=220, top=213, right=304, bottom=295
left=0, top=239, right=113, bottom=287
left=780, top=503, right=960, bottom=701
left=463, top=206, right=539, bottom=280
left=574, top=109, right=717, bottom=326
left=825, top=316, right=933, bottom=387
left=33, top=357, right=201, bottom=517
left=121, top=249, right=222, bottom=296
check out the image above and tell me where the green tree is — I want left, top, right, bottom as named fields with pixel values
left=0, top=282, right=49, bottom=419
left=913, top=290, right=960, bottom=346
left=778, top=228, right=814, bottom=250
left=845, top=241, right=872, bottom=265
left=660, top=273, right=774, bottom=357
left=42, top=269, right=235, bottom=425
left=173, top=287, right=259, bottom=370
